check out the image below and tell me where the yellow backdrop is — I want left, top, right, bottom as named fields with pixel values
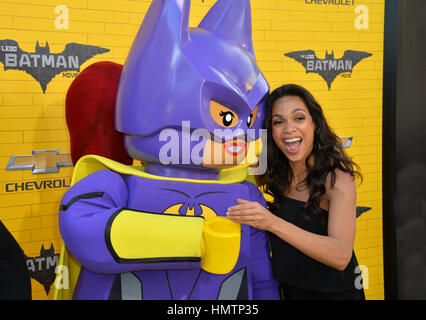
left=0, top=0, right=384, bottom=300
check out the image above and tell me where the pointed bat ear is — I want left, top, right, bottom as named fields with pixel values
left=137, top=0, right=191, bottom=47
left=198, top=0, right=255, bottom=56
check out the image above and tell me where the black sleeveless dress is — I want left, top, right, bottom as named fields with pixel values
left=0, top=220, right=31, bottom=299
left=270, top=197, right=365, bottom=300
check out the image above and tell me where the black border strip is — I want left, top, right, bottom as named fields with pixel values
left=382, top=0, right=399, bottom=300
left=105, top=208, right=204, bottom=264
left=59, top=192, right=104, bottom=211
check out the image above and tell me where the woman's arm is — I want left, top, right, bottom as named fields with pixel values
left=226, top=170, right=357, bottom=271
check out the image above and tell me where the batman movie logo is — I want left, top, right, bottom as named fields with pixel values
left=25, top=244, right=60, bottom=295
left=285, top=50, right=372, bottom=90
left=0, top=39, right=109, bottom=93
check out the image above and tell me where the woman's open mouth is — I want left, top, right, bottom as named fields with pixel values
left=224, top=140, right=247, bottom=156
left=283, top=137, right=302, bottom=154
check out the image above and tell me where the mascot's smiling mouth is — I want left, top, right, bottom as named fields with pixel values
left=224, top=140, right=247, bottom=156
left=202, top=137, right=263, bottom=168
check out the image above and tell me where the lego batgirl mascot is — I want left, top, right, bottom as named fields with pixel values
left=53, top=0, right=280, bottom=300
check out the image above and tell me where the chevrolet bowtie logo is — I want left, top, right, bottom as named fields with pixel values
left=6, top=149, right=73, bottom=174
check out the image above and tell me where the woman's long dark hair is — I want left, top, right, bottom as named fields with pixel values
left=256, top=84, right=362, bottom=218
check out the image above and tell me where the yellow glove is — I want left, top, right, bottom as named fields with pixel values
left=201, top=216, right=241, bottom=275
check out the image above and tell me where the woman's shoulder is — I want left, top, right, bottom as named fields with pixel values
left=324, top=168, right=356, bottom=200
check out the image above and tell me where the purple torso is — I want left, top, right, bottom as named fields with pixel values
left=59, top=169, right=279, bottom=300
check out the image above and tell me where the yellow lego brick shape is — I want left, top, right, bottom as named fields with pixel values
left=17, top=0, right=87, bottom=8
left=23, top=130, right=70, bottom=143
left=7, top=230, right=31, bottom=244
left=32, top=94, right=66, bottom=107
left=32, top=202, right=63, bottom=217
left=41, top=189, right=68, bottom=203
left=0, top=205, right=32, bottom=220
left=0, top=167, right=23, bottom=184
left=3, top=93, right=33, bottom=106
left=0, top=118, right=67, bottom=131
left=252, top=9, right=291, bottom=21
left=1, top=2, right=55, bottom=18
left=0, top=132, right=23, bottom=144
left=0, top=15, right=13, bottom=28
left=2, top=216, right=41, bottom=233
left=72, top=8, right=129, bottom=24
left=30, top=226, right=61, bottom=242
left=105, top=23, right=140, bottom=36
left=0, top=29, right=87, bottom=46
left=87, top=33, right=134, bottom=48
left=88, top=0, right=150, bottom=13
left=290, top=10, right=327, bottom=22
left=272, top=20, right=332, bottom=32
left=40, top=214, right=59, bottom=228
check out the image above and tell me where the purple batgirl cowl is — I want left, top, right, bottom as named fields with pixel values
left=57, top=0, right=280, bottom=300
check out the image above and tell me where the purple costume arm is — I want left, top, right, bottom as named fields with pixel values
left=243, top=182, right=280, bottom=300
left=59, top=170, right=202, bottom=274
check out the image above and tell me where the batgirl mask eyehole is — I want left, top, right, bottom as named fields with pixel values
left=210, top=100, right=239, bottom=128
left=247, top=106, right=258, bottom=128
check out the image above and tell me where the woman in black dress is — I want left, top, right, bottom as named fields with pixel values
left=227, top=84, right=365, bottom=300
